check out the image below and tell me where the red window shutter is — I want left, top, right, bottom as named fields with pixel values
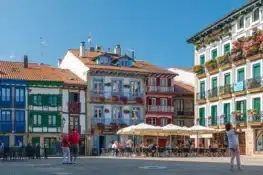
left=157, top=77, right=160, bottom=86
left=156, top=98, right=160, bottom=105
left=148, top=98, right=151, bottom=105
left=146, top=118, right=150, bottom=124
left=168, top=118, right=172, bottom=124
left=168, top=78, right=171, bottom=86
left=156, top=118, right=161, bottom=126
left=168, top=98, right=172, bottom=105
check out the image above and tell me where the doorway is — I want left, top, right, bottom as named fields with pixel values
left=99, top=136, right=105, bottom=155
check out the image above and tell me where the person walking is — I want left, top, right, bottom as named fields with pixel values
left=62, top=134, right=71, bottom=164
left=69, top=128, right=80, bottom=164
left=225, top=123, right=243, bottom=171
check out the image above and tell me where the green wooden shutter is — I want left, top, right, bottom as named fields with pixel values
left=57, top=94, right=62, bottom=107
left=253, top=98, right=261, bottom=111
left=253, top=63, right=260, bottom=78
left=224, top=73, right=230, bottom=85
left=212, top=78, right=217, bottom=89
left=200, top=81, right=205, bottom=98
left=56, top=113, right=62, bottom=128
left=200, top=55, right=205, bottom=65
left=211, top=105, right=217, bottom=125
left=237, top=68, right=245, bottom=81
left=224, top=43, right=230, bottom=54
left=199, top=108, right=205, bottom=126
left=212, top=49, right=218, bottom=60
left=42, top=113, right=48, bottom=127
left=28, top=95, right=33, bottom=105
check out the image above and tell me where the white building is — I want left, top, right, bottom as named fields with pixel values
left=187, top=0, right=263, bottom=155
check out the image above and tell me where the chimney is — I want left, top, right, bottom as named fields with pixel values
left=114, top=44, right=121, bottom=55
left=24, top=55, right=28, bottom=68
left=131, top=50, right=135, bottom=60
left=79, top=41, right=85, bottom=57
left=57, top=59, right=61, bottom=67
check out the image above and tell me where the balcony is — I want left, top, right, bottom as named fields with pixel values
left=248, top=111, right=263, bottom=125
left=176, top=108, right=194, bottom=116
left=68, top=101, right=81, bottom=114
left=196, top=92, right=206, bottom=104
left=219, top=85, right=232, bottom=99
left=14, top=121, right=25, bottom=133
left=233, top=81, right=246, bottom=96
left=0, top=121, right=12, bottom=133
left=246, top=77, right=263, bottom=93
left=91, top=118, right=144, bottom=127
left=232, top=113, right=247, bottom=127
left=147, top=86, right=175, bottom=94
left=147, top=105, right=174, bottom=113
left=90, top=90, right=144, bottom=104
left=208, top=88, right=219, bottom=102
left=208, top=117, right=218, bottom=127
left=198, top=118, right=206, bottom=126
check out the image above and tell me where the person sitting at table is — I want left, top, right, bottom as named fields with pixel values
left=165, top=141, right=172, bottom=156
left=148, top=142, right=157, bottom=157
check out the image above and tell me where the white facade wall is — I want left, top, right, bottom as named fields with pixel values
left=59, top=51, right=89, bottom=82
left=195, top=6, right=263, bottom=122
left=168, top=68, right=195, bottom=86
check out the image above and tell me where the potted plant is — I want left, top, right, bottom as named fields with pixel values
left=104, top=108, right=109, bottom=113
left=135, top=96, right=143, bottom=104
left=248, top=109, right=257, bottom=115
left=217, top=53, right=231, bottom=67
left=192, top=65, right=205, bottom=74
left=112, top=95, right=119, bottom=102
left=205, top=59, right=218, bottom=71
left=97, top=123, right=104, bottom=130
left=232, top=110, right=241, bottom=117
left=120, top=96, right=128, bottom=104
left=98, top=96, right=105, bottom=101
left=123, top=109, right=130, bottom=114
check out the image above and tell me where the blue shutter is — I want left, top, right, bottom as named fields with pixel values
left=15, top=136, right=24, bottom=146
left=0, top=136, right=9, bottom=147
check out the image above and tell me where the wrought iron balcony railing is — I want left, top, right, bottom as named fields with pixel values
left=90, top=90, right=144, bottom=101
left=176, top=108, right=194, bottom=116
left=196, top=92, right=206, bottom=101
left=147, top=105, right=175, bottom=113
left=248, top=111, right=263, bottom=123
left=91, top=118, right=144, bottom=126
left=148, top=86, right=175, bottom=93
left=246, top=77, right=263, bottom=89
left=208, top=88, right=219, bottom=98
left=219, top=84, right=232, bottom=96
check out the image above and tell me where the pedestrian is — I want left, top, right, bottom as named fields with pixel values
left=69, top=128, right=80, bottom=164
left=62, top=134, right=71, bottom=164
left=225, top=123, right=243, bottom=171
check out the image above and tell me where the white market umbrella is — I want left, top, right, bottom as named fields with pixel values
left=189, top=125, right=216, bottom=148
left=116, top=125, right=136, bottom=135
left=132, top=123, right=163, bottom=135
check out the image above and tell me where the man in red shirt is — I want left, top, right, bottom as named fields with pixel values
left=62, top=134, right=70, bottom=164
left=69, top=128, right=80, bottom=164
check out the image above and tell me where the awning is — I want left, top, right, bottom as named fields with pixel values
left=190, top=134, right=213, bottom=139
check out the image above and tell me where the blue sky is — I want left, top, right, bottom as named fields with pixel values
left=0, top=0, right=247, bottom=68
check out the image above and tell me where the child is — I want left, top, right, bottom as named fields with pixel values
left=225, top=123, right=243, bottom=171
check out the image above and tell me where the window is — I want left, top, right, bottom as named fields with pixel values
left=253, top=97, right=261, bottom=112
left=112, top=106, right=122, bottom=119
left=15, top=88, right=25, bottom=103
left=224, top=73, right=231, bottom=85
left=33, top=95, right=42, bottom=105
left=176, top=99, right=184, bottom=112
left=131, top=107, right=140, bottom=120
left=211, top=49, right=217, bottom=60
left=224, top=43, right=230, bottom=54
left=200, top=55, right=205, bottom=65
left=49, top=96, right=57, bottom=106
left=178, top=120, right=184, bottom=127
left=149, top=118, right=156, bottom=126
left=149, top=98, right=156, bottom=105
left=1, top=87, right=11, bottom=102
left=99, top=56, right=109, bottom=64
left=112, top=80, right=122, bottom=93
left=94, top=106, right=103, bottom=118
left=33, top=114, right=42, bottom=126
left=48, top=115, right=56, bottom=126
left=0, top=111, right=11, bottom=121
left=253, top=63, right=261, bottom=78
left=119, top=59, right=129, bottom=67
left=160, top=98, right=167, bottom=106
left=69, top=116, right=79, bottom=132
left=223, top=103, right=231, bottom=122
left=149, top=78, right=156, bottom=86
left=200, top=81, right=205, bottom=98
left=15, top=111, right=25, bottom=121
left=237, top=68, right=245, bottom=82
left=211, top=105, right=218, bottom=125
left=69, top=92, right=79, bottom=102
left=199, top=108, right=205, bottom=126
left=212, top=77, right=217, bottom=89
left=253, top=8, right=259, bottom=22
left=160, top=78, right=168, bottom=87
left=238, top=16, right=244, bottom=29
left=160, top=118, right=168, bottom=126
left=130, top=81, right=140, bottom=95
left=236, top=100, right=246, bottom=115
left=245, top=16, right=251, bottom=28
left=93, top=79, right=103, bottom=92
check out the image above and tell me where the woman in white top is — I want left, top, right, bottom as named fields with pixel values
left=225, top=123, right=242, bottom=171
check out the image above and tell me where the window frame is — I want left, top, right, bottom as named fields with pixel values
left=149, top=118, right=156, bottom=126
left=237, top=16, right=244, bottom=30
left=253, top=8, right=260, bottom=22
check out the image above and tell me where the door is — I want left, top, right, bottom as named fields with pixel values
left=200, top=81, right=205, bottom=98
left=239, top=132, right=246, bottom=155
left=236, top=100, right=246, bottom=122
left=99, top=136, right=105, bottom=155
left=15, top=136, right=24, bottom=146
left=0, top=136, right=9, bottom=147
left=32, top=137, right=40, bottom=145
left=69, top=115, right=80, bottom=133
left=224, top=73, right=230, bottom=85
left=44, top=137, right=57, bottom=155
left=211, top=105, right=217, bottom=126
left=158, top=138, right=167, bottom=148
left=199, top=108, right=205, bottom=126
left=253, top=63, right=260, bottom=78
left=212, top=78, right=218, bottom=96
left=223, top=103, right=231, bottom=123
left=237, top=68, right=245, bottom=82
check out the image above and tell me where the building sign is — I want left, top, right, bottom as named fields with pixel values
left=102, top=126, right=114, bottom=135
left=234, top=81, right=244, bottom=92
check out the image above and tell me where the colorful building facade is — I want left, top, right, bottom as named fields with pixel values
left=187, top=0, right=263, bottom=155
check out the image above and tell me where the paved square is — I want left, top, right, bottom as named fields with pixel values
left=0, top=157, right=262, bottom=175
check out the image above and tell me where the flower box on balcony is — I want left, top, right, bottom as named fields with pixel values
left=232, top=111, right=241, bottom=117
left=97, top=123, right=104, bottom=130
left=205, top=60, right=218, bottom=75
left=248, top=109, right=258, bottom=115
left=97, top=96, right=105, bottom=101
left=135, top=97, right=143, bottom=104
left=217, top=54, right=232, bottom=71
left=193, top=65, right=206, bottom=79
left=112, top=96, right=119, bottom=102
left=247, top=53, right=263, bottom=62
left=120, top=96, right=128, bottom=104
left=110, top=122, right=118, bottom=131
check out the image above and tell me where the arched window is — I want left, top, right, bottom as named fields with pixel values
left=253, top=8, right=259, bottom=22
left=238, top=16, right=244, bottom=29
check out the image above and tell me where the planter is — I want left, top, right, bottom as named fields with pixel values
left=233, top=58, right=246, bottom=66
left=120, top=96, right=128, bottom=104
left=112, top=96, right=119, bottom=102
left=208, top=68, right=219, bottom=75
left=219, top=63, right=232, bottom=71
left=247, top=53, right=263, bottom=62
left=135, top=97, right=143, bottom=104
left=197, top=73, right=206, bottom=79
left=97, top=123, right=104, bottom=130
left=98, top=96, right=105, bottom=101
